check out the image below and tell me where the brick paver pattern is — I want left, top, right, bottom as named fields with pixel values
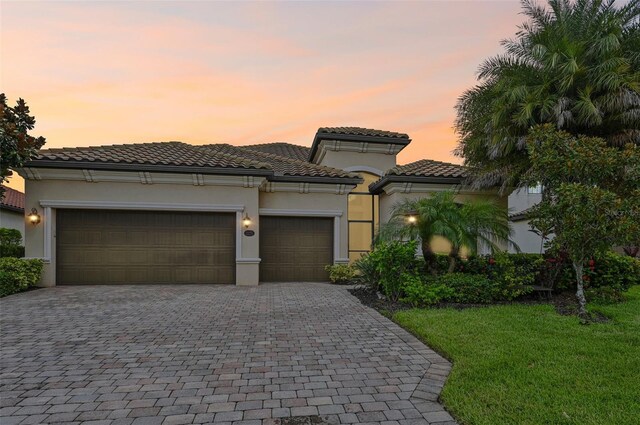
left=1, top=283, right=456, bottom=425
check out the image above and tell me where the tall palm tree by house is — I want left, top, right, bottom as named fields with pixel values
left=455, top=0, right=640, bottom=191
left=377, top=191, right=513, bottom=273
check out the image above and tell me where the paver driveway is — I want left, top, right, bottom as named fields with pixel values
left=0, top=284, right=455, bottom=425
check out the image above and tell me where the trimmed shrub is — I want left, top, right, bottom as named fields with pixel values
left=436, top=273, right=496, bottom=303
left=554, top=251, right=640, bottom=297
left=433, top=254, right=451, bottom=274
left=0, top=228, right=25, bottom=258
left=0, top=258, right=43, bottom=297
left=487, top=252, right=539, bottom=300
left=401, top=275, right=454, bottom=306
left=364, top=240, right=420, bottom=301
left=353, top=253, right=379, bottom=289
left=456, top=253, right=541, bottom=300
left=584, top=251, right=640, bottom=302
left=324, top=264, right=357, bottom=285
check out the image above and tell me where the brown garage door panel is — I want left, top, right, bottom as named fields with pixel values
left=260, top=216, right=333, bottom=282
left=56, top=209, right=235, bottom=284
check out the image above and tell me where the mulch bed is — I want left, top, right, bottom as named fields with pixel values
left=349, top=285, right=609, bottom=322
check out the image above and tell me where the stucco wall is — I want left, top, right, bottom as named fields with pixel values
left=259, top=190, right=350, bottom=262
left=378, top=187, right=508, bottom=255
left=508, top=188, right=547, bottom=253
left=510, top=220, right=546, bottom=254
left=508, top=188, right=542, bottom=213
left=24, top=178, right=262, bottom=286
left=0, top=209, right=25, bottom=237
left=379, top=189, right=507, bottom=223
left=318, top=150, right=396, bottom=176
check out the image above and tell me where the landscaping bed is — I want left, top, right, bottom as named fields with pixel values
left=349, top=284, right=604, bottom=319
left=338, top=243, right=639, bottom=321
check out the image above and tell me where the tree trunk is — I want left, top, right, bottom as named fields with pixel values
left=448, top=246, right=460, bottom=273
left=421, top=239, right=438, bottom=275
left=572, top=261, right=588, bottom=320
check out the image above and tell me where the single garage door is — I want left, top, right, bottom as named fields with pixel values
left=260, top=216, right=333, bottom=282
left=56, top=209, right=235, bottom=284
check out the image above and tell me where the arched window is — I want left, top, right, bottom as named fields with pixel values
left=348, top=172, right=380, bottom=262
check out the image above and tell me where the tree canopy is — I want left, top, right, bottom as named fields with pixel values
left=455, top=0, right=640, bottom=191
left=523, top=125, right=640, bottom=316
left=0, top=94, right=46, bottom=194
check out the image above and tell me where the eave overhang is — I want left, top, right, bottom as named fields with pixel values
left=23, top=160, right=274, bottom=177
left=0, top=204, right=24, bottom=213
left=309, top=132, right=411, bottom=162
left=21, top=160, right=364, bottom=186
left=368, top=175, right=464, bottom=194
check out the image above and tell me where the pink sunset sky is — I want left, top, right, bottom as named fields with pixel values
left=1, top=0, right=523, bottom=191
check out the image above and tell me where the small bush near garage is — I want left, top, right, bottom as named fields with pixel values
left=0, top=258, right=43, bottom=297
left=0, top=228, right=25, bottom=258
left=352, top=252, right=380, bottom=287
left=324, top=264, right=357, bottom=284
left=355, top=240, right=421, bottom=301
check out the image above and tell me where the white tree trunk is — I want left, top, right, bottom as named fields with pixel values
left=572, top=261, right=588, bottom=319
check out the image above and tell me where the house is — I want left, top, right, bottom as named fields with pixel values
left=508, top=186, right=546, bottom=254
left=18, top=126, right=505, bottom=286
left=0, top=185, right=25, bottom=236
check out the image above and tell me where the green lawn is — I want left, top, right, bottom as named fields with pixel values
left=394, top=286, right=640, bottom=425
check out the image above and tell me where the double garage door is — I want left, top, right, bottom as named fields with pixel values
left=56, top=210, right=333, bottom=284
left=56, top=209, right=236, bottom=284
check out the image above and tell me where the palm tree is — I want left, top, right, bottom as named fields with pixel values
left=377, top=192, right=459, bottom=274
left=377, top=191, right=514, bottom=273
left=455, top=0, right=640, bottom=192
left=447, top=200, right=514, bottom=272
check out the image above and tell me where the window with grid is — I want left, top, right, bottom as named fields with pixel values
left=348, top=172, right=380, bottom=263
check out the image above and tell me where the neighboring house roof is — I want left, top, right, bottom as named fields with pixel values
left=0, top=186, right=25, bottom=213
left=509, top=207, right=533, bottom=222
left=369, top=159, right=467, bottom=194
left=309, top=126, right=411, bottom=162
left=244, top=143, right=310, bottom=162
left=27, top=141, right=362, bottom=184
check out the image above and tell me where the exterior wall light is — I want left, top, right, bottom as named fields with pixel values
left=242, top=213, right=252, bottom=228
left=28, top=208, right=41, bottom=225
left=405, top=212, right=418, bottom=225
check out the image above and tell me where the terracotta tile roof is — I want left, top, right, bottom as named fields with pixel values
left=197, top=144, right=360, bottom=181
left=33, top=142, right=269, bottom=171
left=0, top=186, right=25, bottom=212
left=386, top=159, right=467, bottom=179
left=243, top=143, right=310, bottom=162
left=369, top=159, right=467, bottom=194
left=310, top=127, right=411, bottom=162
left=317, top=127, right=409, bottom=140
left=28, top=141, right=362, bottom=183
